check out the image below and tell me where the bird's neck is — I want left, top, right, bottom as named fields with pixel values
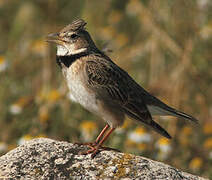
left=56, top=51, right=89, bottom=68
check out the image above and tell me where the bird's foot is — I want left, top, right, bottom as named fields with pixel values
left=79, top=145, right=100, bottom=158
left=78, top=143, right=121, bottom=158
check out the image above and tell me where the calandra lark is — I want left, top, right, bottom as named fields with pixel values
left=47, top=19, right=198, bottom=158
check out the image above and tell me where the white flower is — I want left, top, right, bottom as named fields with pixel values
left=156, top=138, right=171, bottom=153
left=0, top=142, right=8, bottom=152
left=17, top=135, right=32, bottom=145
left=9, top=104, right=22, bottom=115
left=128, top=127, right=151, bottom=143
left=155, top=138, right=171, bottom=160
left=157, top=143, right=171, bottom=154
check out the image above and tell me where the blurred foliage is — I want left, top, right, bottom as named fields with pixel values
left=0, top=0, right=212, bottom=178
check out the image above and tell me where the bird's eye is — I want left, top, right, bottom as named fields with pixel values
left=70, top=34, right=78, bottom=39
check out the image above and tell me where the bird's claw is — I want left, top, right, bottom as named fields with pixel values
left=77, top=143, right=121, bottom=158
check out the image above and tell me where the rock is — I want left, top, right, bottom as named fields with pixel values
left=0, top=138, right=207, bottom=180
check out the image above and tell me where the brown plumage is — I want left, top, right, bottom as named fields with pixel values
left=47, top=19, right=198, bottom=158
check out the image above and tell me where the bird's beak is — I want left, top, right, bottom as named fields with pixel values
left=46, top=33, right=64, bottom=45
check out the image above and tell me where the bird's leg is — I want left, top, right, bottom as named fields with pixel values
left=95, top=124, right=110, bottom=144
left=91, top=127, right=115, bottom=158
left=79, top=127, right=116, bottom=158
left=75, top=124, right=109, bottom=147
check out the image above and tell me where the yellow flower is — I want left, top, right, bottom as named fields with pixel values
left=125, top=139, right=137, bottom=148
left=80, top=121, right=97, bottom=132
left=203, top=138, right=212, bottom=149
left=156, top=137, right=171, bottom=154
left=135, top=127, right=146, bottom=134
left=37, top=89, right=62, bottom=104
left=39, top=107, right=49, bottom=124
left=47, top=89, right=61, bottom=102
left=80, top=121, right=98, bottom=141
left=36, top=134, right=47, bottom=138
left=157, top=138, right=170, bottom=146
left=182, top=126, right=192, bottom=136
left=31, top=39, right=47, bottom=56
left=203, top=123, right=212, bottom=135
left=0, top=56, right=8, bottom=72
left=189, top=157, right=203, bottom=171
left=17, top=97, right=31, bottom=106
left=137, top=143, right=147, bottom=151
left=156, top=138, right=171, bottom=160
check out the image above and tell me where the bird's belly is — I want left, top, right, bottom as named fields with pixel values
left=67, top=78, right=99, bottom=114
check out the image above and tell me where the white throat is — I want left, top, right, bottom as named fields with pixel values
left=57, top=45, right=87, bottom=56
left=57, top=45, right=68, bottom=56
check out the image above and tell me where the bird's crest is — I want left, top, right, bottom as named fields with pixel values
left=60, top=19, right=87, bottom=33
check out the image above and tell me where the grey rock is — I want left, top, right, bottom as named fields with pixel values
left=0, top=138, right=208, bottom=180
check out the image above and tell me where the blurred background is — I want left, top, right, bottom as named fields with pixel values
left=0, top=0, right=211, bottom=178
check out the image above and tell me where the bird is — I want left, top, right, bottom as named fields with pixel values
left=46, top=19, right=198, bottom=158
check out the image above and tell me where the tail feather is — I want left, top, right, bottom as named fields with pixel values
left=172, top=109, right=198, bottom=123
left=147, top=104, right=198, bottom=124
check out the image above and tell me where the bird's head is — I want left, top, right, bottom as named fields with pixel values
left=47, top=19, right=97, bottom=56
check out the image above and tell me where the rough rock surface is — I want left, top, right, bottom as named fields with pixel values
left=0, top=138, right=207, bottom=180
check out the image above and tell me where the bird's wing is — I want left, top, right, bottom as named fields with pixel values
left=85, top=59, right=171, bottom=139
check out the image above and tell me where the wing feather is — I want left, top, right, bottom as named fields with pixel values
left=85, top=59, right=171, bottom=138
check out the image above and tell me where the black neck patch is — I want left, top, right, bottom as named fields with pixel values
left=56, top=52, right=89, bottom=68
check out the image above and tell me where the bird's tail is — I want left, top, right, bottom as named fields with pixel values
left=147, top=104, right=198, bottom=123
